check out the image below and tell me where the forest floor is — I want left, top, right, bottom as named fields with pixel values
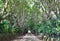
left=1, top=33, right=60, bottom=41
left=12, top=33, right=42, bottom=41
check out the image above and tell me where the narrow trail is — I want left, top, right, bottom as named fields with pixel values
left=12, top=33, right=42, bottom=41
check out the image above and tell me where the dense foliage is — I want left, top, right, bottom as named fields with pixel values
left=0, top=0, right=60, bottom=37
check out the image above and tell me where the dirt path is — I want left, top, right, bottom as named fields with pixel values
left=12, top=33, right=42, bottom=41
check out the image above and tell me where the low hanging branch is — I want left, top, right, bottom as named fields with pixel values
left=0, top=0, right=11, bottom=21
left=0, top=1, right=14, bottom=22
left=0, top=0, right=10, bottom=15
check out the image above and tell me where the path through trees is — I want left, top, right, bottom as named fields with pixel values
left=12, top=33, right=42, bottom=41
left=0, top=0, right=60, bottom=41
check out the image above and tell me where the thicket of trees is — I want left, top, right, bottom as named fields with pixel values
left=0, top=0, right=60, bottom=37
